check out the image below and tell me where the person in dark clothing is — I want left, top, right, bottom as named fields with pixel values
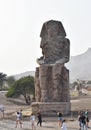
left=79, top=113, right=87, bottom=130
left=37, top=112, right=42, bottom=126
left=78, top=111, right=82, bottom=130
left=86, top=117, right=89, bottom=128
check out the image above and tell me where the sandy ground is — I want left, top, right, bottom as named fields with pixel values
left=0, top=118, right=82, bottom=130
left=0, top=91, right=91, bottom=130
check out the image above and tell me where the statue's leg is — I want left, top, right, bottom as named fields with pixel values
left=39, top=65, right=49, bottom=102
left=52, top=63, right=63, bottom=101
left=35, top=67, right=41, bottom=101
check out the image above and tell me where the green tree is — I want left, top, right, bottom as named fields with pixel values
left=0, top=72, right=7, bottom=90
left=6, top=76, right=35, bottom=105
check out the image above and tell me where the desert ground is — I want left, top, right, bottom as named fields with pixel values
left=0, top=91, right=91, bottom=130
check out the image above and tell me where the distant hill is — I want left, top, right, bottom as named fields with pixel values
left=11, top=48, right=91, bottom=83
left=66, top=48, right=91, bottom=82
left=13, top=71, right=35, bottom=80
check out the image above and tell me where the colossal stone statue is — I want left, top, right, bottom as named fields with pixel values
left=35, top=20, right=70, bottom=103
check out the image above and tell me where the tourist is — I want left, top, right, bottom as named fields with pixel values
left=57, top=112, right=63, bottom=127
left=78, top=111, right=82, bottom=130
left=15, top=111, right=22, bottom=128
left=0, top=104, right=4, bottom=120
left=85, top=109, right=89, bottom=128
left=79, top=112, right=87, bottom=130
left=30, top=113, right=36, bottom=130
left=61, top=119, right=67, bottom=130
left=37, top=112, right=42, bottom=126
left=19, top=109, right=23, bottom=124
left=85, top=109, right=89, bottom=118
left=86, top=116, right=89, bottom=128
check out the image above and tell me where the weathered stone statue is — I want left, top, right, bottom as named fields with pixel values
left=32, top=20, right=70, bottom=114
left=35, top=20, right=70, bottom=103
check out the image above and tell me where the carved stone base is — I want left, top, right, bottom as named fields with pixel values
left=31, top=102, right=71, bottom=115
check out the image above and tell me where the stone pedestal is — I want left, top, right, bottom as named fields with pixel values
left=31, top=102, right=71, bottom=115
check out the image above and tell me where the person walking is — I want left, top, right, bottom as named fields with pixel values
left=30, top=113, right=36, bottom=130
left=57, top=112, right=63, bottom=127
left=85, top=109, right=89, bottom=128
left=79, top=112, right=87, bottom=130
left=15, top=111, right=22, bottom=128
left=0, top=105, right=4, bottom=120
left=61, top=120, right=67, bottom=130
left=19, top=109, right=23, bottom=124
left=37, top=112, right=42, bottom=126
left=86, top=117, right=89, bottom=128
left=78, top=111, right=82, bottom=130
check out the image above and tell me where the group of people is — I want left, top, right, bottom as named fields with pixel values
left=78, top=109, right=89, bottom=130
left=30, top=112, right=42, bottom=130
left=15, top=110, right=42, bottom=130
left=57, top=110, right=90, bottom=130
left=15, top=110, right=67, bottom=130
left=2, top=107, right=90, bottom=130
left=30, top=111, right=67, bottom=130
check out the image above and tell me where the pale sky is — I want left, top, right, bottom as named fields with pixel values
left=0, top=0, right=91, bottom=76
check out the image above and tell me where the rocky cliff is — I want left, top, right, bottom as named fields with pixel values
left=66, top=48, right=91, bottom=82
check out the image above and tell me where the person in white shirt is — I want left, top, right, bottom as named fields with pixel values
left=30, top=113, right=36, bottom=130
left=61, top=120, right=67, bottom=130
left=0, top=105, right=4, bottom=120
left=15, top=111, right=22, bottom=128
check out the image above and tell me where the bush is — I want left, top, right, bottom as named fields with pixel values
left=6, top=85, right=15, bottom=97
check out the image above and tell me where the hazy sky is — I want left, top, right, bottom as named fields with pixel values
left=0, top=0, right=91, bottom=76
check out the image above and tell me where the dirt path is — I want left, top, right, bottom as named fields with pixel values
left=0, top=117, right=81, bottom=130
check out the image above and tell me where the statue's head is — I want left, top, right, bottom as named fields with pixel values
left=40, top=20, right=66, bottom=38
left=37, top=20, right=70, bottom=64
